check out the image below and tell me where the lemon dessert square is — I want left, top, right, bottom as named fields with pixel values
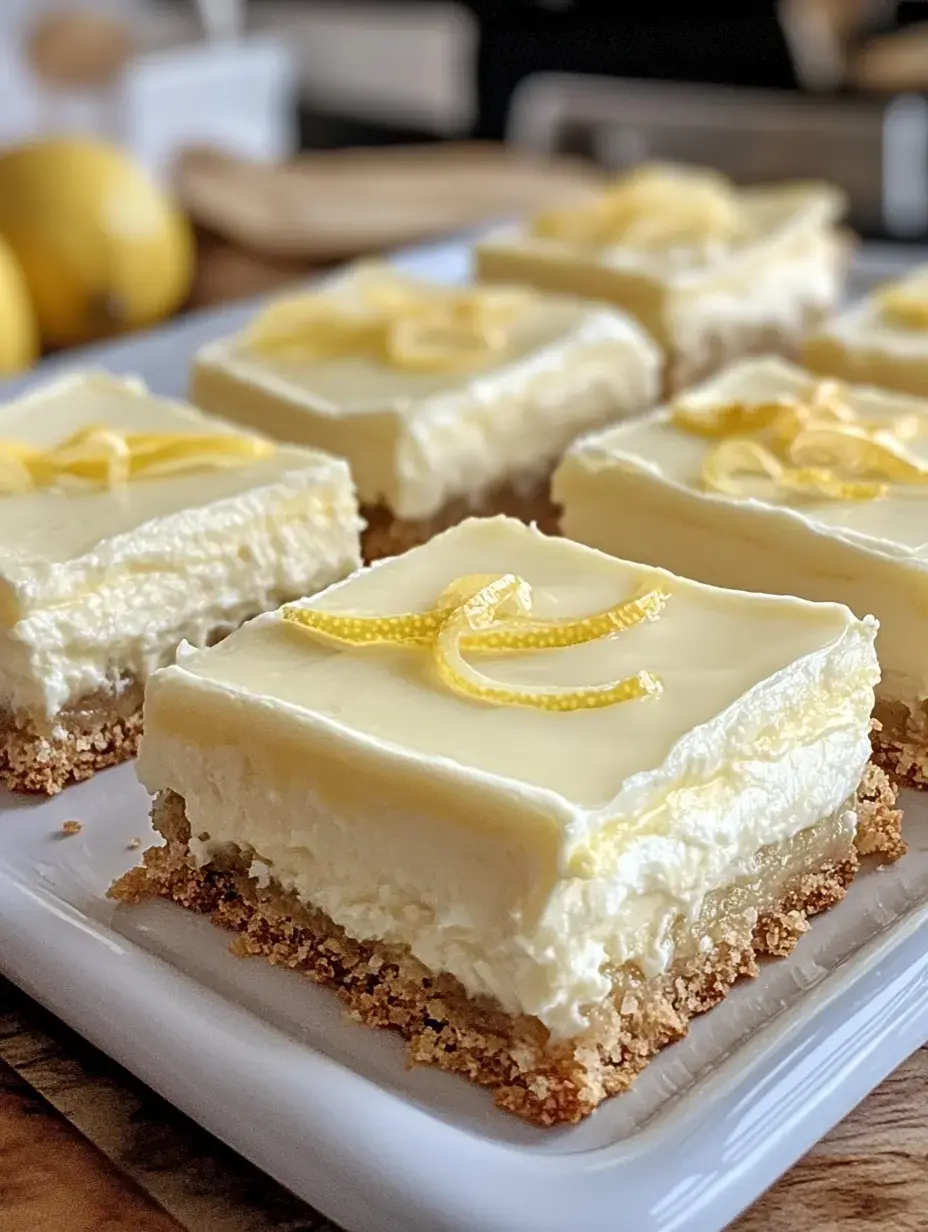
left=0, top=373, right=361, bottom=795
left=190, top=263, right=660, bottom=560
left=804, top=263, right=928, bottom=397
left=112, top=516, right=900, bottom=1125
left=475, top=164, right=847, bottom=393
left=554, top=353, right=928, bottom=793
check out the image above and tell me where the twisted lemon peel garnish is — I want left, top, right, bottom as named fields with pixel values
left=671, top=379, right=928, bottom=502
left=700, top=439, right=886, bottom=502
left=282, top=572, right=668, bottom=712
left=531, top=165, right=744, bottom=250
left=243, top=278, right=532, bottom=374
left=0, top=425, right=275, bottom=495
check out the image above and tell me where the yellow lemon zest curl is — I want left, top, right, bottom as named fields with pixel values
left=700, top=439, right=886, bottom=502
left=282, top=573, right=669, bottom=712
left=531, top=165, right=744, bottom=250
left=671, top=379, right=928, bottom=503
left=0, top=425, right=275, bottom=495
left=243, top=277, right=532, bottom=375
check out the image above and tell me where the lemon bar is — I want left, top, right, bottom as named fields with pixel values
left=475, top=164, right=847, bottom=393
left=804, top=263, right=928, bottom=397
left=112, top=516, right=900, bottom=1126
left=554, top=354, right=928, bottom=789
left=190, top=263, right=660, bottom=560
left=0, top=372, right=361, bottom=795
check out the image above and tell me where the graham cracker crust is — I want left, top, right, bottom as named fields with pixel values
left=872, top=698, right=928, bottom=793
left=0, top=683, right=144, bottom=796
left=361, top=478, right=559, bottom=561
left=110, top=764, right=901, bottom=1127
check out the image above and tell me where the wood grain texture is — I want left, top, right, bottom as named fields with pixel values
left=0, top=1056, right=183, bottom=1232
left=0, top=978, right=925, bottom=1231
left=0, top=981, right=334, bottom=1232
left=733, top=1043, right=928, bottom=1231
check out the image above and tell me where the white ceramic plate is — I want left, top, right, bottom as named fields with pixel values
left=1, top=239, right=927, bottom=1232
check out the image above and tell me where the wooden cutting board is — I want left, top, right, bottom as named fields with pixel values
left=174, top=142, right=602, bottom=262
left=0, top=1057, right=182, bottom=1231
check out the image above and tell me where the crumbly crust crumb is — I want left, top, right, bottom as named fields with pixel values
left=856, top=753, right=907, bottom=861
left=110, top=764, right=900, bottom=1127
left=872, top=698, right=928, bottom=801
left=0, top=704, right=142, bottom=796
left=361, top=479, right=558, bottom=561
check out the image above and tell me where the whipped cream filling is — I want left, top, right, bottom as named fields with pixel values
left=137, top=518, right=878, bottom=1038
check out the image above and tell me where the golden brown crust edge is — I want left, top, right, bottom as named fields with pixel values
left=872, top=699, right=928, bottom=796
left=856, top=747, right=907, bottom=861
left=109, top=764, right=901, bottom=1127
left=360, top=480, right=559, bottom=562
left=0, top=702, right=143, bottom=796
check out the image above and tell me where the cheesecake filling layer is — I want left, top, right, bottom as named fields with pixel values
left=667, top=227, right=841, bottom=358
left=1, top=470, right=361, bottom=721
left=803, top=271, right=928, bottom=396
left=555, top=356, right=928, bottom=711
left=137, top=519, right=878, bottom=1037
left=476, top=183, right=845, bottom=352
left=193, top=271, right=660, bottom=521
left=806, top=264, right=928, bottom=359
left=0, top=374, right=362, bottom=721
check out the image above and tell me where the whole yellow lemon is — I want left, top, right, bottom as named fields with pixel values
left=0, top=138, right=194, bottom=348
left=0, top=231, right=39, bottom=376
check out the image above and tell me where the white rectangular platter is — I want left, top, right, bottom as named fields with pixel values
left=1, top=237, right=927, bottom=1232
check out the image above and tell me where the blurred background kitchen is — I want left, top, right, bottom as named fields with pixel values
left=3, top=0, right=928, bottom=376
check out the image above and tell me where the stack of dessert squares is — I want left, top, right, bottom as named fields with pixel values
left=4, top=160, right=923, bottom=1127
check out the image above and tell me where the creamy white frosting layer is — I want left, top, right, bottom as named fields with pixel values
left=804, top=264, right=928, bottom=397
left=555, top=354, right=928, bottom=709
left=191, top=266, right=661, bottom=520
left=138, top=517, right=878, bottom=1037
left=475, top=182, right=845, bottom=355
left=0, top=373, right=362, bottom=720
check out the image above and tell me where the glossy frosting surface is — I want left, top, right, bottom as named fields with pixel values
left=555, top=356, right=928, bottom=706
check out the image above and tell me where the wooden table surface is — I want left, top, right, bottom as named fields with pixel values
left=0, top=979, right=924, bottom=1232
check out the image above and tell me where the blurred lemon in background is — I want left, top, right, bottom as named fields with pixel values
left=0, top=232, right=39, bottom=376
left=0, top=138, right=193, bottom=349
